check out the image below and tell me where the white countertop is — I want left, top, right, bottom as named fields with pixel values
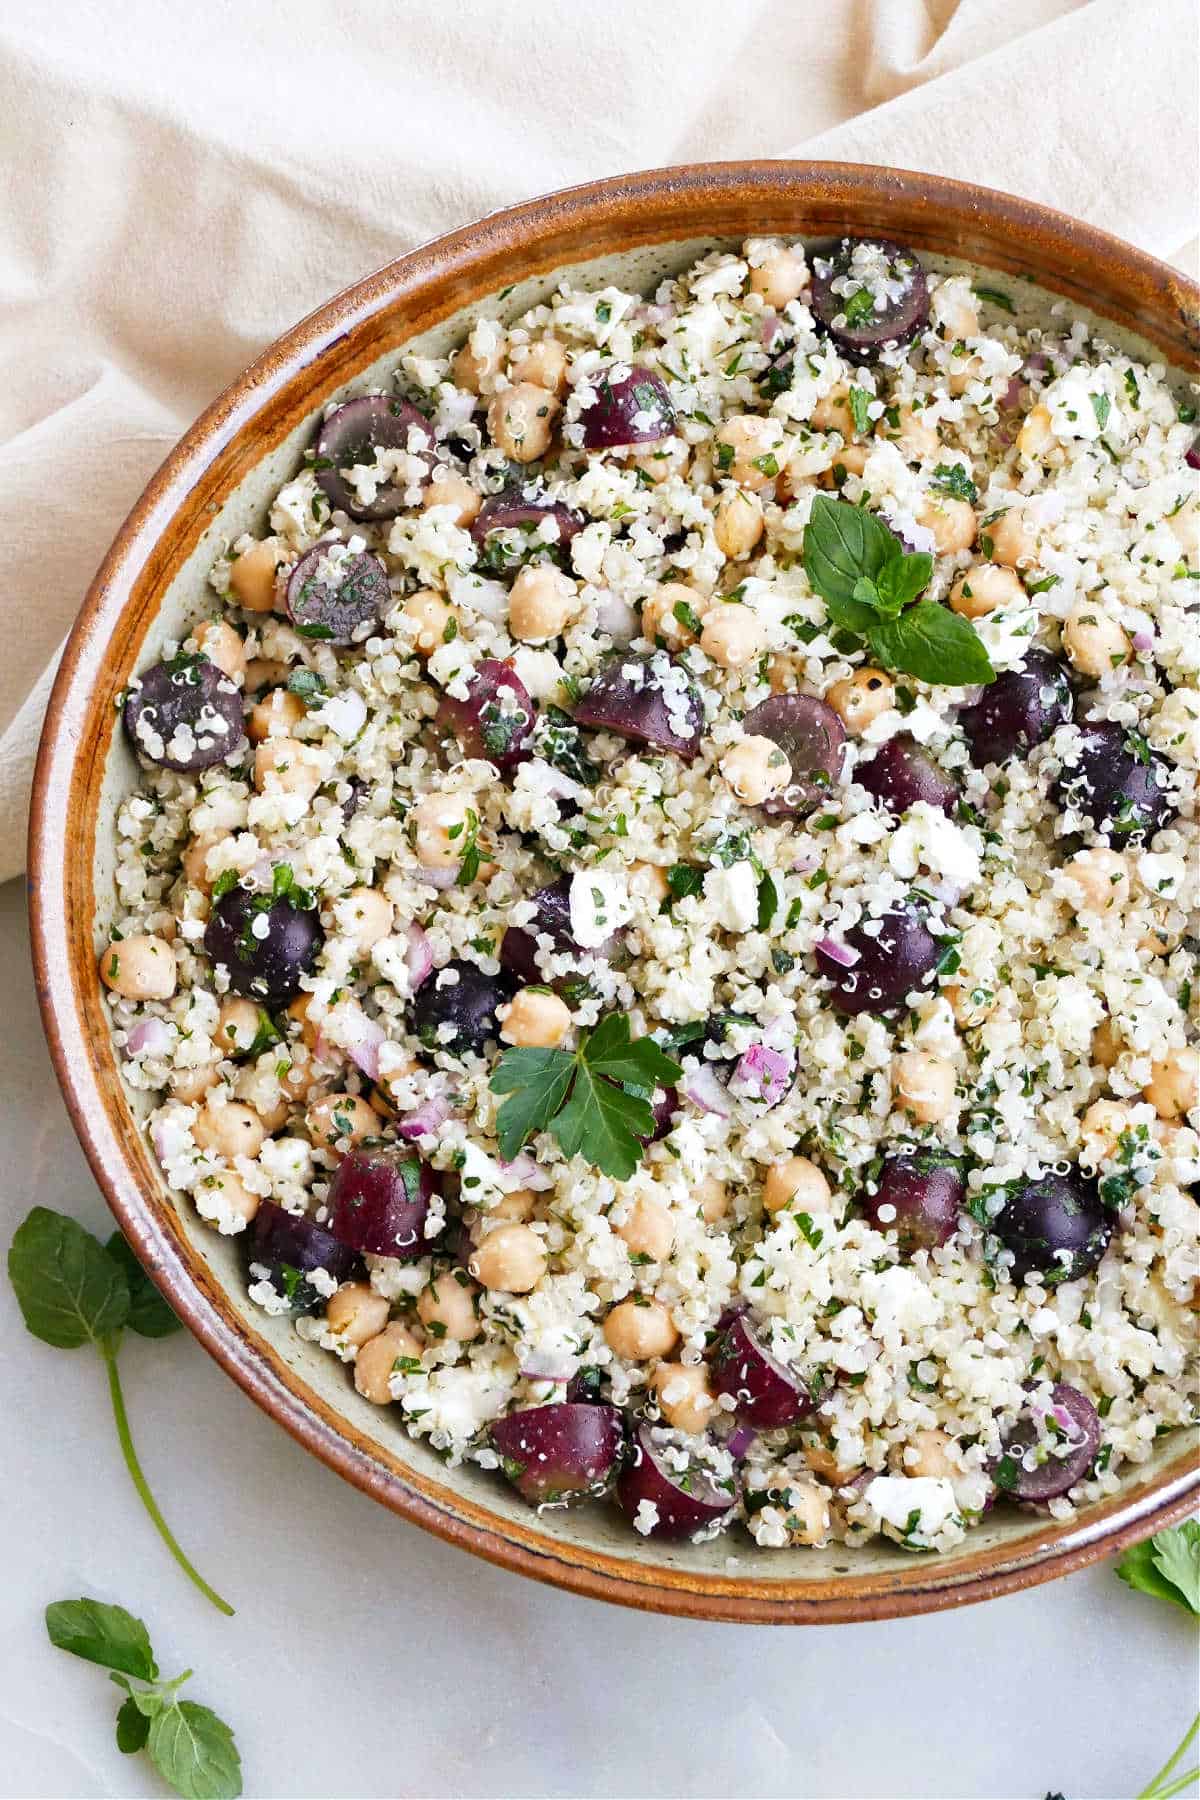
left=1, top=874, right=1194, bottom=1800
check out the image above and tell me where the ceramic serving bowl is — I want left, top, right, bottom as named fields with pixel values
left=29, top=162, right=1200, bottom=1623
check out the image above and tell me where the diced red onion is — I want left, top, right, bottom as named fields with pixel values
left=396, top=1096, right=452, bottom=1141
left=500, top=1153, right=555, bottom=1192
left=727, top=1425, right=757, bottom=1461
left=634, top=301, right=676, bottom=325
left=1023, top=351, right=1051, bottom=376
left=814, top=936, right=859, bottom=969
left=405, top=923, right=434, bottom=990
left=732, top=1043, right=793, bottom=1106
left=420, top=866, right=459, bottom=891
left=681, top=1064, right=732, bottom=1118
left=999, top=377, right=1026, bottom=411
left=126, top=1016, right=173, bottom=1058
left=1132, top=629, right=1154, bottom=653
left=340, top=1008, right=385, bottom=1081
left=760, top=312, right=781, bottom=347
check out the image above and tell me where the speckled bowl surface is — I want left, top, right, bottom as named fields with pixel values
left=29, top=163, right=1200, bottom=1622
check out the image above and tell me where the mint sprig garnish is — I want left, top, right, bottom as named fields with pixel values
left=45, top=1599, right=242, bottom=1797
left=490, top=1011, right=682, bottom=1179
left=803, top=494, right=995, bottom=687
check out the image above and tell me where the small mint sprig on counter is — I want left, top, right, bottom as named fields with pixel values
left=8, top=1207, right=233, bottom=1615
left=802, top=493, right=995, bottom=687
left=45, top=1598, right=241, bottom=1798
left=490, top=1011, right=682, bottom=1180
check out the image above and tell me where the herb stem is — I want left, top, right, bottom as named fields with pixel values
left=100, top=1337, right=234, bottom=1617
left=1138, top=1711, right=1200, bottom=1800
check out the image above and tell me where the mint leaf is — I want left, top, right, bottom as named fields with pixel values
left=875, top=552, right=934, bottom=611
left=1091, top=392, right=1112, bottom=433
left=9, top=1208, right=129, bottom=1348
left=756, top=871, right=778, bottom=931
left=491, top=1048, right=575, bottom=1161
left=666, top=863, right=703, bottom=901
left=147, top=1700, right=242, bottom=1800
left=1118, top=1521, right=1200, bottom=1617
left=802, top=494, right=902, bottom=606
left=842, top=288, right=875, bottom=327
left=848, top=387, right=872, bottom=435
left=552, top=1062, right=653, bottom=1182
left=104, top=1233, right=181, bottom=1339
left=825, top=589, right=883, bottom=636
left=45, top=1599, right=157, bottom=1680
left=867, top=601, right=995, bottom=687
left=973, top=285, right=1015, bottom=313
left=931, top=462, right=978, bottom=505
left=116, top=1696, right=152, bottom=1754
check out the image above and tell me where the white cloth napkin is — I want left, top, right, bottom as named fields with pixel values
left=2, top=0, right=1196, bottom=881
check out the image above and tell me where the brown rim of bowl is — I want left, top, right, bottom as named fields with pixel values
left=27, top=161, right=1200, bottom=1624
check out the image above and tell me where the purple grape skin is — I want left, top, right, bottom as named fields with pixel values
left=123, top=655, right=244, bottom=774
left=437, top=659, right=535, bottom=769
left=959, top=651, right=1072, bottom=768
left=469, top=494, right=584, bottom=550
left=573, top=653, right=703, bottom=759
left=313, top=395, right=433, bottom=520
left=864, top=1154, right=964, bottom=1253
left=284, top=540, right=390, bottom=644
left=491, top=1403, right=625, bottom=1505
left=204, top=887, right=323, bottom=1006
left=994, top=1383, right=1101, bottom=1502
left=1052, top=720, right=1176, bottom=845
left=1185, top=433, right=1200, bottom=472
left=615, top=1424, right=737, bottom=1540
left=326, top=1145, right=434, bottom=1258
left=579, top=368, right=675, bottom=450
left=249, top=1198, right=361, bottom=1313
left=810, top=239, right=929, bottom=363
left=741, top=695, right=847, bottom=817
left=815, top=906, right=942, bottom=1016
left=409, top=960, right=510, bottom=1056
left=500, top=878, right=575, bottom=985
left=857, top=734, right=958, bottom=816
left=991, top=1169, right=1111, bottom=1285
left=712, top=1313, right=813, bottom=1429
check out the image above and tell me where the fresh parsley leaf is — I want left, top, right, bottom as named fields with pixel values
left=848, top=387, right=872, bottom=435
left=45, top=1598, right=157, bottom=1680
left=1091, top=392, right=1112, bottom=433
left=666, top=864, right=704, bottom=901
left=1117, top=1520, right=1200, bottom=1617
left=104, top=1233, right=181, bottom=1339
left=491, top=1049, right=575, bottom=1160
left=931, top=462, right=979, bottom=505
left=867, top=601, right=995, bottom=687
left=842, top=288, right=875, bottom=327
left=584, top=1011, right=681, bottom=1090
left=147, top=1700, right=243, bottom=1800
left=972, top=284, right=1015, bottom=313
left=756, top=871, right=778, bottom=932
left=552, top=1063, right=653, bottom=1182
left=285, top=669, right=327, bottom=704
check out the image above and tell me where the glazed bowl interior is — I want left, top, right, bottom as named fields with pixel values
left=30, top=164, right=1199, bottom=1623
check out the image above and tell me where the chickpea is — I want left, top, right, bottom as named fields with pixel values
left=1079, top=1098, right=1133, bottom=1162
left=279, top=1050, right=324, bottom=1105
left=416, top=1271, right=481, bottom=1342
left=1062, top=847, right=1130, bottom=913
left=409, top=791, right=477, bottom=870
left=947, top=353, right=985, bottom=399
left=354, top=1322, right=424, bottom=1403
left=627, top=438, right=689, bottom=485
left=215, top=997, right=262, bottom=1056
left=949, top=562, right=1024, bottom=619
left=195, top=1168, right=260, bottom=1229
left=511, top=337, right=568, bottom=396
left=894, top=1051, right=957, bottom=1125
left=763, top=1156, right=832, bottom=1216
left=749, top=243, right=809, bottom=310
left=170, top=1062, right=221, bottom=1104
left=723, top=734, right=791, bottom=806
left=469, top=1188, right=536, bottom=1242
left=1143, top=1046, right=1199, bottom=1121
left=99, top=934, right=177, bottom=1001
left=1140, top=923, right=1183, bottom=958
left=700, top=604, right=764, bottom=669
left=1167, top=499, right=1199, bottom=562
left=193, top=619, right=245, bottom=682
left=713, top=414, right=785, bottom=490
left=650, top=1362, right=716, bottom=1434
left=253, top=736, right=323, bottom=801
left=697, top=1176, right=729, bottom=1224
left=930, top=283, right=979, bottom=341
left=805, top=1441, right=862, bottom=1487
left=641, top=581, right=708, bottom=648
left=229, top=538, right=283, bottom=612
left=818, top=442, right=869, bottom=488
left=1062, top=603, right=1130, bottom=677
left=811, top=387, right=861, bottom=440
left=306, top=1092, right=381, bottom=1150
left=614, top=1193, right=675, bottom=1263
left=826, top=667, right=894, bottom=733
left=500, top=987, right=571, bottom=1049
left=780, top=1481, right=830, bottom=1547
left=469, top=1222, right=547, bottom=1294
left=252, top=1093, right=290, bottom=1133
left=629, top=862, right=671, bottom=906
left=244, top=657, right=291, bottom=693
left=337, top=886, right=394, bottom=955
left=917, top=493, right=977, bottom=555
left=248, top=687, right=306, bottom=743
left=487, top=382, right=559, bottom=463
left=192, top=1100, right=266, bottom=1162
left=452, top=334, right=505, bottom=394
left=400, top=587, right=462, bottom=656
left=712, top=486, right=764, bottom=559
left=1017, top=404, right=1054, bottom=461
left=507, top=564, right=579, bottom=642
left=987, top=506, right=1038, bottom=569
left=326, top=1280, right=390, bottom=1348
left=287, top=992, right=322, bottom=1050
left=944, top=981, right=995, bottom=1029
left=1092, top=1015, right=1121, bottom=1069
left=903, top=1428, right=959, bottom=1481
left=888, top=402, right=939, bottom=462
left=602, top=1297, right=679, bottom=1360
left=420, top=469, right=481, bottom=528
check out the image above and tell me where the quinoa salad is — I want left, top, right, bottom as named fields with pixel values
left=102, top=235, right=1199, bottom=1555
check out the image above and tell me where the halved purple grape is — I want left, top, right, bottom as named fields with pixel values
left=123, top=655, right=244, bottom=773
left=249, top=1198, right=361, bottom=1313
left=285, top=540, right=389, bottom=644
left=579, top=367, right=674, bottom=450
left=1052, top=720, right=1176, bottom=845
left=616, top=1424, right=737, bottom=1540
left=991, top=1168, right=1111, bottom=1285
left=994, top=1383, right=1101, bottom=1502
left=204, top=887, right=323, bottom=1007
left=742, top=695, right=847, bottom=817
left=573, top=652, right=703, bottom=759
left=409, top=960, right=510, bottom=1056
left=313, top=395, right=433, bottom=520
left=815, top=905, right=941, bottom=1016
left=864, top=1153, right=964, bottom=1253
left=712, top=1313, right=813, bottom=1429
left=500, top=878, right=574, bottom=985
left=438, top=659, right=535, bottom=769
left=470, top=494, right=584, bottom=555
left=857, top=734, right=958, bottom=816
left=491, top=1402, right=625, bottom=1505
left=960, top=650, right=1071, bottom=767
left=327, top=1145, right=434, bottom=1258
left=640, top=1086, right=680, bottom=1145
left=1185, top=433, right=1200, bottom=472
left=810, top=240, right=929, bottom=363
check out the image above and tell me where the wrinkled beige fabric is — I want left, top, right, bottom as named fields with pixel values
left=1, top=0, right=1196, bottom=878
